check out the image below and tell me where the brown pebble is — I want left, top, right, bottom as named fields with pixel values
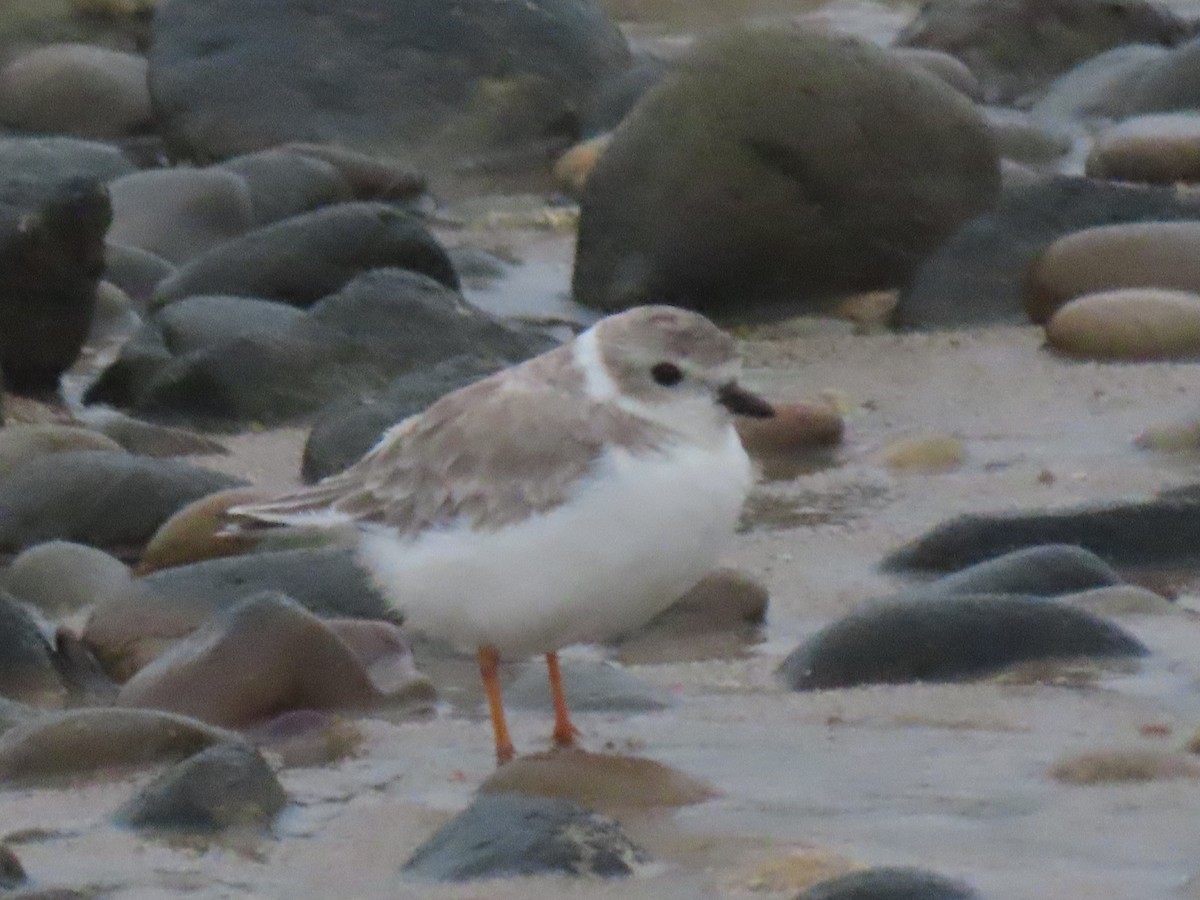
left=878, top=434, right=966, bottom=472
left=134, top=487, right=267, bottom=575
left=1045, top=288, right=1200, bottom=361
left=735, top=400, right=843, bottom=458
left=553, top=133, right=611, bottom=195
left=480, top=748, right=713, bottom=816
left=1049, top=748, right=1200, bottom=784
left=1086, top=114, right=1200, bottom=185
left=1025, top=221, right=1200, bottom=325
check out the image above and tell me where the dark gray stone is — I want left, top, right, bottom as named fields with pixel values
left=572, top=28, right=999, bottom=320
left=152, top=201, right=458, bottom=310
left=147, top=0, right=629, bottom=173
left=0, top=136, right=135, bottom=188
left=402, top=792, right=647, bottom=881
left=0, top=450, right=242, bottom=556
left=895, top=175, right=1200, bottom=329
left=0, top=176, right=111, bottom=394
left=104, top=243, right=176, bottom=312
left=87, top=270, right=545, bottom=427
left=1121, top=33, right=1200, bottom=113
left=779, top=595, right=1147, bottom=690
left=0, top=843, right=25, bottom=890
left=882, top=493, right=1200, bottom=572
left=0, top=590, right=59, bottom=703
left=927, top=544, right=1122, bottom=597
left=114, top=741, right=286, bottom=832
left=301, top=354, right=502, bottom=482
left=308, top=268, right=547, bottom=377
left=139, top=547, right=393, bottom=622
left=894, top=0, right=1194, bottom=106
left=796, top=866, right=977, bottom=900
left=220, top=148, right=354, bottom=226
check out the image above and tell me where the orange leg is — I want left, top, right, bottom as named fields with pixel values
left=478, top=645, right=515, bottom=765
left=546, top=651, right=580, bottom=749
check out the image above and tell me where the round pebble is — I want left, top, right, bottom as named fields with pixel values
left=1087, top=114, right=1200, bottom=185
left=1045, top=288, right=1200, bottom=361
left=1025, top=221, right=1200, bottom=325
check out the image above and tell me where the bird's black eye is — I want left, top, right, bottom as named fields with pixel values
left=651, top=362, right=683, bottom=386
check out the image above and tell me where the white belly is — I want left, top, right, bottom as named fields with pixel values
left=356, top=428, right=753, bottom=658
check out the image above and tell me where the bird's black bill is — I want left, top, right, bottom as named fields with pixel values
left=717, top=382, right=774, bottom=418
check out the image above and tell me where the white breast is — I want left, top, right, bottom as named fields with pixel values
left=356, top=427, right=753, bottom=658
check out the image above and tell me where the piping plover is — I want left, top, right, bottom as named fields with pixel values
left=227, top=305, right=773, bottom=765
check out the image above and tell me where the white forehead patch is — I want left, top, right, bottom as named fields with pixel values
left=573, top=325, right=618, bottom=402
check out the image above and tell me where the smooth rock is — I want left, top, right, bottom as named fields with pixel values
left=0, top=0, right=151, bottom=58
left=103, top=242, right=175, bottom=311
left=136, top=546, right=391, bottom=621
left=135, top=487, right=267, bottom=574
left=220, top=148, right=353, bottom=226
left=1032, top=43, right=1170, bottom=121
left=116, top=592, right=428, bottom=727
left=1046, top=288, right=1200, bottom=361
left=0, top=135, right=135, bottom=186
left=893, top=0, right=1192, bottom=106
left=106, top=167, right=255, bottom=264
left=91, top=270, right=544, bottom=426
left=0, top=591, right=62, bottom=706
left=402, top=792, right=648, bottom=881
left=1134, top=415, right=1200, bottom=452
left=152, top=201, right=457, bottom=310
left=928, top=545, right=1122, bottom=598
left=572, top=27, right=999, bottom=318
left=0, top=425, right=123, bottom=480
left=301, top=354, right=503, bottom=482
left=77, top=407, right=228, bottom=457
left=114, top=741, right=286, bottom=831
left=734, top=400, right=844, bottom=459
left=1120, top=33, right=1200, bottom=114
left=1087, top=113, right=1200, bottom=184
left=0, top=177, right=110, bottom=394
left=248, top=710, right=364, bottom=769
left=1060, top=584, right=1176, bottom=616
left=3, top=540, right=131, bottom=617
left=0, top=707, right=236, bottom=785
left=1025, top=220, right=1200, bottom=324
left=276, top=143, right=426, bottom=202
left=896, top=175, right=1200, bottom=329
left=506, top=658, right=672, bottom=714
left=797, top=866, right=977, bottom=900
left=147, top=0, right=629, bottom=178
left=878, top=434, right=966, bottom=472
left=89, top=280, right=141, bottom=343
left=613, top=567, right=768, bottom=663
left=779, top=595, right=1146, bottom=690
left=891, top=47, right=982, bottom=100
left=553, top=133, right=611, bottom=196
left=480, top=750, right=713, bottom=816
left=0, top=844, right=25, bottom=890
left=983, top=106, right=1073, bottom=166
left=1050, top=748, right=1200, bottom=784
left=883, top=493, right=1200, bottom=572
left=0, top=450, right=242, bottom=557
left=0, top=43, right=150, bottom=138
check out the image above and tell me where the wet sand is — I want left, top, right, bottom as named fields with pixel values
left=9, top=230, right=1200, bottom=897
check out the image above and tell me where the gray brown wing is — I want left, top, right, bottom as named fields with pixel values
left=228, top=364, right=670, bottom=537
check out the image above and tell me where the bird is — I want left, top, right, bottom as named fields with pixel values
left=225, top=305, right=773, bottom=765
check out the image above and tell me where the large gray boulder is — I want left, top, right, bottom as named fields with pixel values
left=147, top=0, right=630, bottom=174
left=572, top=28, right=1000, bottom=320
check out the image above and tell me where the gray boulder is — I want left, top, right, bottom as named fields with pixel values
left=147, top=0, right=630, bottom=176
left=151, top=201, right=458, bottom=309
left=572, top=28, right=999, bottom=319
